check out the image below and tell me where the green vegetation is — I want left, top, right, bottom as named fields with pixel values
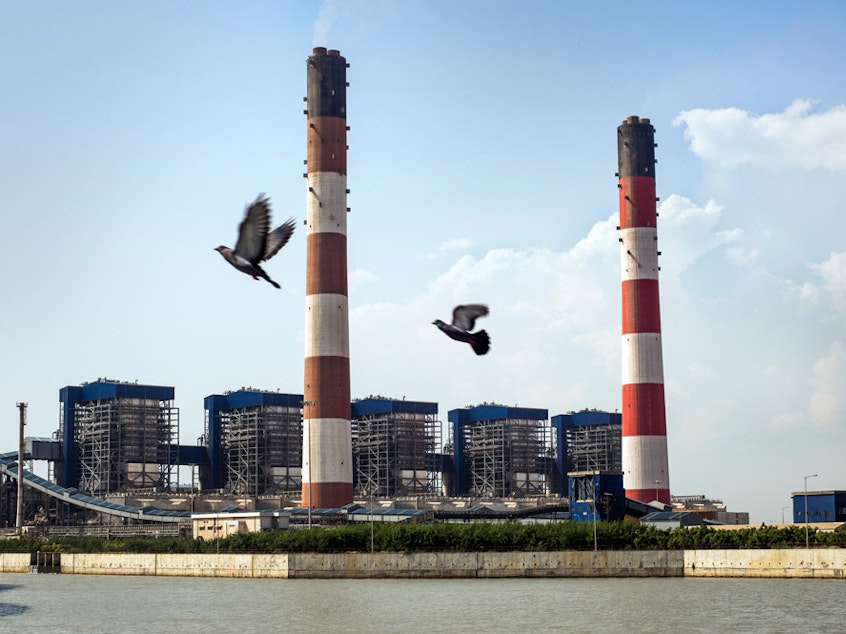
left=1, top=521, right=844, bottom=554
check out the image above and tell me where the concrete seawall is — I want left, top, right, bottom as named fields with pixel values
left=1, top=550, right=843, bottom=578
left=685, top=549, right=846, bottom=578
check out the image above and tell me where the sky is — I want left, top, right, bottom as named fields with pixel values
left=2, top=0, right=845, bottom=525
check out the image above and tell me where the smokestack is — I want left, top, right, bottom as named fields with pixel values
left=302, top=47, right=353, bottom=509
left=617, top=116, right=670, bottom=505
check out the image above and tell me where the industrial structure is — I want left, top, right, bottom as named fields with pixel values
left=193, top=510, right=290, bottom=539
left=552, top=410, right=625, bottom=522
left=203, top=390, right=303, bottom=496
left=791, top=490, right=846, bottom=524
left=351, top=397, right=442, bottom=498
left=672, top=495, right=749, bottom=524
left=0, top=51, right=771, bottom=532
left=59, top=380, right=179, bottom=495
left=617, top=116, right=670, bottom=504
left=449, top=404, right=550, bottom=498
left=303, top=46, right=354, bottom=509
left=0, top=88, right=762, bottom=532
left=3, top=376, right=754, bottom=532
left=551, top=410, right=622, bottom=488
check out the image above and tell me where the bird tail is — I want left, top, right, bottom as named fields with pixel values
left=470, top=330, right=490, bottom=355
left=255, top=264, right=281, bottom=289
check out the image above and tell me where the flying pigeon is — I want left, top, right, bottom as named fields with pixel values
left=215, top=195, right=295, bottom=289
left=432, top=304, right=491, bottom=355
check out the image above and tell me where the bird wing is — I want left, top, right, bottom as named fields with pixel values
left=262, top=217, right=296, bottom=261
left=233, top=195, right=271, bottom=263
left=452, top=304, right=489, bottom=331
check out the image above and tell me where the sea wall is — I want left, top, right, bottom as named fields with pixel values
left=3, top=551, right=681, bottom=578
left=684, top=548, right=846, bottom=578
left=285, top=550, right=683, bottom=578
left=2, top=550, right=844, bottom=578
left=0, top=553, right=31, bottom=573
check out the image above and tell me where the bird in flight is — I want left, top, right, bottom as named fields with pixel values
left=432, top=304, right=491, bottom=355
left=215, top=195, right=295, bottom=289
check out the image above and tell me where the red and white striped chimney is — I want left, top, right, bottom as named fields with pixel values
left=302, top=47, right=353, bottom=509
left=617, top=116, right=670, bottom=505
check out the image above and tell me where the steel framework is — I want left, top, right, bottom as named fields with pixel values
left=464, top=417, right=549, bottom=497
left=564, top=422, right=622, bottom=473
left=74, top=396, right=178, bottom=495
left=352, top=410, right=441, bottom=497
left=218, top=404, right=302, bottom=496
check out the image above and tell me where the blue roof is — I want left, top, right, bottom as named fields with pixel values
left=61, top=381, right=175, bottom=402
left=551, top=410, right=621, bottom=429
left=448, top=404, right=549, bottom=424
left=352, top=398, right=438, bottom=417
left=204, top=390, right=303, bottom=410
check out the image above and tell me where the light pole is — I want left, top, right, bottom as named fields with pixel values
left=591, top=490, right=598, bottom=552
left=653, top=479, right=662, bottom=505
left=15, top=403, right=27, bottom=536
left=370, top=486, right=375, bottom=553
left=781, top=506, right=789, bottom=524
left=804, top=473, right=818, bottom=548
left=304, top=400, right=317, bottom=529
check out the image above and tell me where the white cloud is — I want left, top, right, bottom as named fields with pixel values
left=350, top=195, right=809, bottom=425
left=350, top=214, right=625, bottom=415
left=426, top=238, right=475, bottom=260
left=772, top=341, right=846, bottom=430
left=440, top=238, right=474, bottom=252
left=349, top=267, right=379, bottom=291
left=811, top=251, right=846, bottom=313
left=786, top=251, right=846, bottom=314
left=659, top=195, right=730, bottom=266
left=673, top=100, right=846, bottom=171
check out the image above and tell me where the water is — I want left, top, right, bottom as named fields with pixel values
left=0, top=573, right=842, bottom=633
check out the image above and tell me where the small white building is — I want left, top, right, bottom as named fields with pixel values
left=192, top=510, right=289, bottom=539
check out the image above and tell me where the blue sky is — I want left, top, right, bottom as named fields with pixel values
left=2, top=1, right=845, bottom=524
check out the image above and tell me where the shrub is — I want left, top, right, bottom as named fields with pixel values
left=3, top=521, right=842, bottom=553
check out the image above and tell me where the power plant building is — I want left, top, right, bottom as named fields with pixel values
left=6, top=378, right=747, bottom=530
left=449, top=404, right=550, bottom=498
left=303, top=46, right=354, bottom=509
left=351, top=397, right=442, bottom=498
left=551, top=410, right=622, bottom=496
left=617, top=116, right=670, bottom=505
left=59, top=380, right=178, bottom=495
left=551, top=410, right=626, bottom=522
left=203, top=390, right=303, bottom=496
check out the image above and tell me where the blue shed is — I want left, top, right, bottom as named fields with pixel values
left=791, top=490, right=846, bottom=523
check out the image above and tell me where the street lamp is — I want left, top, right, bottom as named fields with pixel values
left=15, top=403, right=27, bottom=536
left=591, top=489, right=598, bottom=552
left=370, top=486, right=375, bottom=553
left=804, top=473, right=818, bottom=548
left=303, top=400, right=317, bottom=529
left=781, top=506, right=789, bottom=524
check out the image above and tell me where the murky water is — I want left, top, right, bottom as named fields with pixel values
left=0, top=573, right=841, bottom=633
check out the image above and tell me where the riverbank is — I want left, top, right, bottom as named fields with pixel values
left=1, top=549, right=845, bottom=578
